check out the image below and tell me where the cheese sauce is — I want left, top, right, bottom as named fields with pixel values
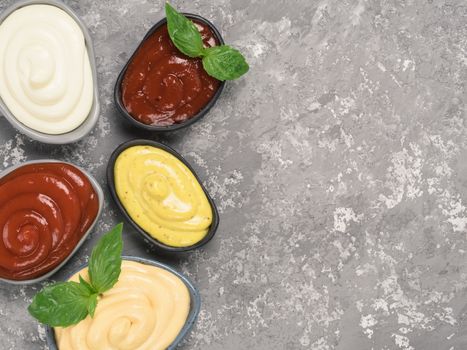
left=55, top=260, right=190, bottom=350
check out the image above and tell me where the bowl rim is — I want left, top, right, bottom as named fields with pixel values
left=0, top=159, right=104, bottom=285
left=45, top=255, right=202, bottom=350
left=114, top=13, right=226, bottom=132
left=0, top=0, right=100, bottom=144
left=106, top=139, right=219, bottom=252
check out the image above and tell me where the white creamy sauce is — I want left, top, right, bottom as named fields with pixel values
left=0, top=5, right=93, bottom=134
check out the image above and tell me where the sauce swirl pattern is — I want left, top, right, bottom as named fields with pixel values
left=114, top=145, right=212, bottom=247
left=0, top=5, right=94, bottom=134
left=0, top=163, right=98, bottom=280
left=55, top=260, right=190, bottom=350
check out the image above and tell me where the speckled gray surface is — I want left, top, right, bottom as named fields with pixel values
left=0, top=0, right=466, bottom=349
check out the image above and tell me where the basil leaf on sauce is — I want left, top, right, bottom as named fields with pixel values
left=28, top=282, right=91, bottom=327
left=28, top=224, right=124, bottom=327
left=202, top=45, right=249, bottom=81
left=165, top=2, right=204, bottom=57
left=165, top=2, right=249, bottom=81
left=87, top=293, right=98, bottom=318
left=88, top=223, right=123, bottom=293
left=79, top=275, right=97, bottom=294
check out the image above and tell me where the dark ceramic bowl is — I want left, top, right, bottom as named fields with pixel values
left=46, top=256, right=201, bottom=350
left=0, top=160, right=104, bottom=285
left=0, top=0, right=100, bottom=144
left=106, top=139, right=219, bottom=253
left=114, top=14, right=225, bottom=132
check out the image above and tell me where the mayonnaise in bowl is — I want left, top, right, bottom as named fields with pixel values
left=0, top=4, right=94, bottom=135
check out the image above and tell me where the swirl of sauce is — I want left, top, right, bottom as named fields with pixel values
left=121, top=21, right=220, bottom=126
left=114, top=145, right=212, bottom=247
left=55, top=260, right=190, bottom=350
left=0, top=5, right=94, bottom=134
left=0, top=163, right=98, bottom=280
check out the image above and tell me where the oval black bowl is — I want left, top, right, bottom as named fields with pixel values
left=114, top=14, right=225, bottom=132
left=106, top=139, right=219, bottom=253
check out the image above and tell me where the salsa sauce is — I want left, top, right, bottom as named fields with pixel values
left=121, top=21, right=221, bottom=126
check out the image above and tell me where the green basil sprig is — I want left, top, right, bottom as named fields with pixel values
left=165, top=2, right=204, bottom=57
left=203, top=46, right=249, bottom=81
left=28, top=223, right=123, bottom=327
left=88, top=224, right=123, bottom=293
left=165, top=3, right=249, bottom=81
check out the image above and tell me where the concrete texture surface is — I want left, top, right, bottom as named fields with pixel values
left=0, top=0, right=466, bottom=349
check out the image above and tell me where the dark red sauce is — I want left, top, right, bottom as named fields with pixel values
left=121, top=21, right=221, bottom=126
left=0, top=163, right=99, bottom=280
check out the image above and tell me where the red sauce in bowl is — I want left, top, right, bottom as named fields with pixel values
left=121, top=21, right=221, bottom=126
left=0, top=163, right=99, bottom=281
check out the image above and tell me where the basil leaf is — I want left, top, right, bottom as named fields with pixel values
left=88, top=223, right=123, bottom=293
left=87, top=294, right=98, bottom=318
left=165, top=3, right=249, bottom=81
left=202, top=45, right=249, bottom=80
left=79, top=275, right=97, bottom=294
left=28, top=224, right=124, bottom=328
left=28, top=282, right=91, bottom=327
left=165, top=3, right=204, bottom=57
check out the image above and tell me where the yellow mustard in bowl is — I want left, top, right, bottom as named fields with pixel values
left=114, top=145, right=212, bottom=247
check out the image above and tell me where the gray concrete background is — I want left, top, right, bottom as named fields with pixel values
left=0, top=0, right=466, bottom=349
